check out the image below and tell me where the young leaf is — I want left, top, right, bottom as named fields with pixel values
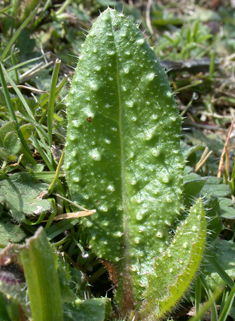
left=141, top=198, right=206, bottom=320
left=65, top=8, right=184, bottom=310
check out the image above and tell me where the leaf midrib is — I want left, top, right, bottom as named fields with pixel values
left=110, top=12, right=133, bottom=308
left=111, top=19, right=127, bottom=244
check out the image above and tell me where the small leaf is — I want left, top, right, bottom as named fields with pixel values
left=141, top=199, right=206, bottom=320
left=219, top=197, right=235, bottom=219
left=0, top=173, right=53, bottom=221
left=200, top=177, right=232, bottom=198
left=0, top=218, right=27, bottom=246
left=63, top=298, right=111, bottom=321
left=0, top=148, right=17, bottom=162
left=3, top=132, right=21, bottom=155
left=0, top=121, right=16, bottom=146
left=20, top=124, right=34, bottom=141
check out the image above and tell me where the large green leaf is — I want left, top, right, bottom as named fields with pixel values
left=65, top=8, right=184, bottom=310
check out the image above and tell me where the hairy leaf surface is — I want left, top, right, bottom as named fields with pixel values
left=141, top=198, right=206, bottom=320
left=65, top=8, right=184, bottom=309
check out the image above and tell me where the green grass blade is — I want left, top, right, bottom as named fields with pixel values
left=0, top=5, right=39, bottom=62
left=1, top=62, right=37, bottom=121
left=0, top=63, right=36, bottom=165
left=33, top=0, right=51, bottom=29
left=7, top=54, right=49, bottom=72
left=1, top=62, right=52, bottom=154
left=195, top=276, right=202, bottom=321
left=48, top=151, right=64, bottom=194
left=209, top=52, right=216, bottom=77
left=29, top=171, right=65, bottom=181
left=0, top=4, right=13, bottom=14
left=48, top=59, right=61, bottom=148
left=200, top=275, right=218, bottom=321
left=24, top=213, right=47, bottom=226
left=218, top=283, right=235, bottom=321
left=20, top=227, right=63, bottom=321
left=174, top=80, right=202, bottom=93
left=56, top=0, right=73, bottom=15
left=35, top=75, right=68, bottom=112
left=189, top=286, right=223, bottom=321
left=10, top=45, right=19, bottom=84
left=30, top=135, right=54, bottom=171
left=206, top=249, right=234, bottom=289
left=46, top=219, right=79, bottom=240
left=219, top=288, right=229, bottom=319
left=44, top=198, right=57, bottom=230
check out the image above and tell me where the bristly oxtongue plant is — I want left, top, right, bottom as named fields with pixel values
left=64, top=8, right=206, bottom=320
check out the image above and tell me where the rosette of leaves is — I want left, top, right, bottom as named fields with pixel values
left=65, top=8, right=207, bottom=319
